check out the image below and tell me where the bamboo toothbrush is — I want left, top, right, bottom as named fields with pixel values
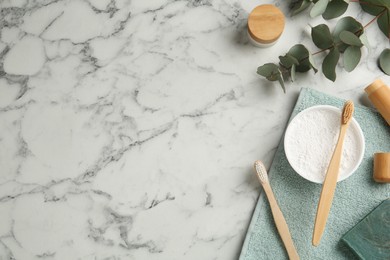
left=312, top=101, right=354, bottom=246
left=254, top=160, right=300, bottom=260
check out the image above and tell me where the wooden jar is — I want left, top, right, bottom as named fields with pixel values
left=365, top=79, right=390, bottom=125
left=247, top=5, right=285, bottom=47
left=373, top=153, right=390, bottom=183
left=366, top=79, right=390, bottom=183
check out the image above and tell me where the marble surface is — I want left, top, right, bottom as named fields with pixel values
left=0, top=0, right=388, bottom=259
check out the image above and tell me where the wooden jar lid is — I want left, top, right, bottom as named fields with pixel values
left=248, top=5, right=285, bottom=44
left=365, top=79, right=386, bottom=95
left=373, top=153, right=390, bottom=183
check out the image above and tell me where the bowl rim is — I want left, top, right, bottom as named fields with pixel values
left=284, top=105, right=365, bottom=184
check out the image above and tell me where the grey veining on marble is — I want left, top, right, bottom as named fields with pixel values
left=0, top=0, right=388, bottom=259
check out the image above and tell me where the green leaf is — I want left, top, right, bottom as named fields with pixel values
left=267, top=73, right=278, bottom=81
left=322, top=0, right=349, bottom=20
left=257, top=63, right=279, bottom=77
left=279, top=54, right=299, bottom=68
left=333, top=16, right=364, bottom=52
left=359, top=33, right=370, bottom=50
left=377, top=10, right=390, bottom=39
left=257, top=63, right=286, bottom=92
left=276, top=73, right=286, bottom=93
left=310, top=0, right=329, bottom=17
left=291, top=64, right=296, bottom=81
left=312, top=24, right=334, bottom=49
left=322, top=48, right=340, bottom=81
left=288, top=44, right=311, bottom=72
left=288, top=44, right=308, bottom=59
left=291, top=0, right=312, bottom=16
left=309, top=53, right=318, bottom=73
left=339, top=31, right=363, bottom=46
left=379, top=48, right=390, bottom=75
left=360, top=0, right=387, bottom=16
left=344, top=46, right=361, bottom=72
left=333, top=16, right=364, bottom=39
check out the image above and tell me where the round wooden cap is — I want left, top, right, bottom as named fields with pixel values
left=373, top=153, right=390, bottom=183
left=248, top=5, right=285, bottom=44
left=365, top=79, right=386, bottom=95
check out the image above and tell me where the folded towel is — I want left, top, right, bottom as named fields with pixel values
left=239, top=88, right=390, bottom=260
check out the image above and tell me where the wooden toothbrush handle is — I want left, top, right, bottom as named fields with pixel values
left=263, top=184, right=300, bottom=260
left=312, top=125, right=348, bottom=246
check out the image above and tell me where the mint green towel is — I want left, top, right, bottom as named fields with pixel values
left=239, top=88, right=390, bottom=260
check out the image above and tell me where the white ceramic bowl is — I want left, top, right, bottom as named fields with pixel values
left=284, top=105, right=365, bottom=184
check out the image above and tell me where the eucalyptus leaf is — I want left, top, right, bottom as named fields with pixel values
left=311, top=24, right=334, bottom=49
left=344, top=46, right=361, bottom=72
left=360, top=0, right=387, bottom=16
left=267, top=72, right=279, bottom=81
left=257, top=63, right=279, bottom=77
left=379, top=0, right=390, bottom=8
left=279, top=54, right=299, bottom=68
left=288, top=44, right=312, bottom=72
left=322, top=0, right=349, bottom=20
left=309, top=53, right=318, bottom=73
left=310, top=0, right=329, bottom=18
left=359, top=33, right=370, bottom=50
left=379, top=48, right=390, bottom=75
left=333, top=16, right=364, bottom=39
left=322, top=48, right=340, bottom=81
left=291, top=64, right=296, bottom=81
left=257, top=63, right=286, bottom=91
left=276, top=73, right=286, bottom=93
left=264, top=67, right=285, bottom=92
left=333, top=16, right=364, bottom=52
left=339, top=31, right=363, bottom=46
left=291, top=0, right=312, bottom=16
left=288, top=44, right=309, bottom=59
left=377, top=11, right=390, bottom=39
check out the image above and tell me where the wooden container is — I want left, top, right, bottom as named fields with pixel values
left=373, top=153, right=390, bottom=183
left=247, top=5, right=285, bottom=48
left=365, top=79, right=390, bottom=125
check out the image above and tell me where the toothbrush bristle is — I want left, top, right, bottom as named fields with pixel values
left=254, top=160, right=269, bottom=183
left=342, top=100, right=354, bottom=124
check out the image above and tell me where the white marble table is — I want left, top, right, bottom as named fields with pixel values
left=0, top=0, right=388, bottom=259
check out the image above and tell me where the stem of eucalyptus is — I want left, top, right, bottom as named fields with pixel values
left=363, top=9, right=386, bottom=29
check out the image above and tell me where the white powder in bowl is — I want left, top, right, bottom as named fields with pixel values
left=284, top=105, right=364, bottom=183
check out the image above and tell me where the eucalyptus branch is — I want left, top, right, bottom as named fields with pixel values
left=257, top=0, right=390, bottom=92
left=363, top=9, right=386, bottom=29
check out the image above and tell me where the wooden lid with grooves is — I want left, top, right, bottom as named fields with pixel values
left=247, top=5, right=285, bottom=44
